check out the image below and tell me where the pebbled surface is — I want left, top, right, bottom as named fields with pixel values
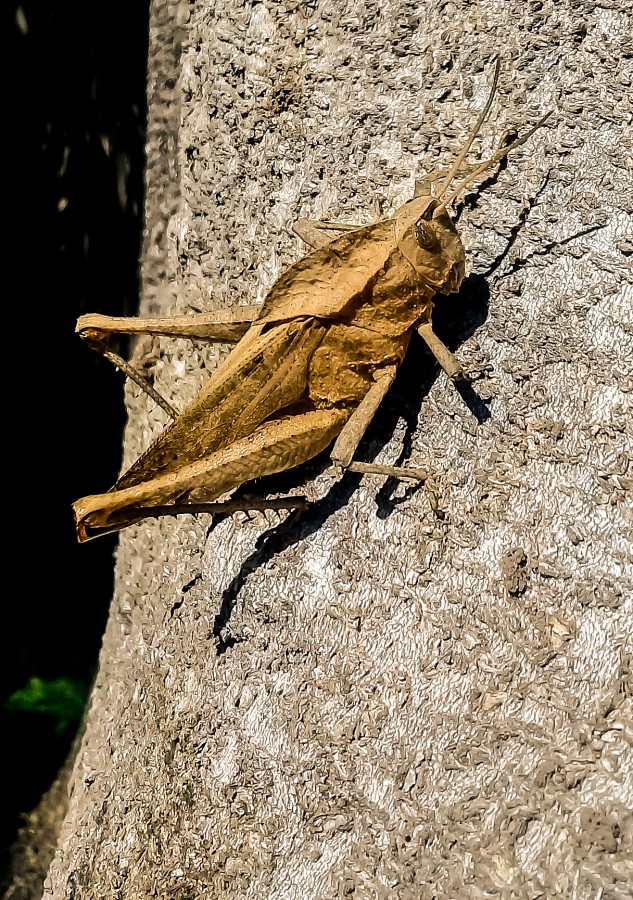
left=44, top=0, right=632, bottom=897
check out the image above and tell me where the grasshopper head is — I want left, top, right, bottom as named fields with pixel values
left=394, top=196, right=466, bottom=295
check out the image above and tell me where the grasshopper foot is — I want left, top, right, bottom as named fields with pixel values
left=343, top=461, right=428, bottom=483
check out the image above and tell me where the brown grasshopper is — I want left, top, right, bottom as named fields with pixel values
left=73, top=64, right=551, bottom=542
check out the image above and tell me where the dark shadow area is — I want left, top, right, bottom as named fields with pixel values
left=3, top=0, right=149, bottom=889
left=493, top=221, right=606, bottom=281
left=481, top=172, right=552, bottom=277
left=212, top=277, right=490, bottom=650
left=211, top=148, right=561, bottom=645
left=453, top=133, right=517, bottom=222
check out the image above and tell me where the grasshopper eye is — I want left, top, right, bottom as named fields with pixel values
left=413, top=219, right=441, bottom=253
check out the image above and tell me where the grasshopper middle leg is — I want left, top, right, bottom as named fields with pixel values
left=330, top=366, right=428, bottom=482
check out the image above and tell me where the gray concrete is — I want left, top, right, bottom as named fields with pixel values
left=43, top=0, right=632, bottom=896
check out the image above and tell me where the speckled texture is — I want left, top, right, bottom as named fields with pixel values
left=44, top=0, right=632, bottom=897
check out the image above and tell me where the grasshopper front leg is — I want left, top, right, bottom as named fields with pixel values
left=293, top=219, right=365, bottom=250
left=293, top=210, right=389, bottom=250
left=417, top=322, right=465, bottom=382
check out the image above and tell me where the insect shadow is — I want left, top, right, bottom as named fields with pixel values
left=211, top=275, right=490, bottom=651
left=211, top=171, right=563, bottom=649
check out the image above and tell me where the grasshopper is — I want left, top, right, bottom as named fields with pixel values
left=73, top=63, right=551, bottom=542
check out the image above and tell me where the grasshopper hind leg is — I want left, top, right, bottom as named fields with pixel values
left=74, top=407, right=348, bottom=541
left=76, top=306, right=261, bottom=419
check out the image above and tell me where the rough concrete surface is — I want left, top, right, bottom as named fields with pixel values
left=43, top=0, right=631, bottom=897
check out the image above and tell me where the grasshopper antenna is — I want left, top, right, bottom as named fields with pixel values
left=433, top=109, right=554, bottom=215
left=435, top=56, right=501, bottom=201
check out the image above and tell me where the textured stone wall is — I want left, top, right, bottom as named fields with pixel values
left=44, top=0, right=632, bottom=897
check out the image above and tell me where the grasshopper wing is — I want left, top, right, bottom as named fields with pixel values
left=257, top=219, right=399, bottom=326
left=115, top=316, right=327, bottom=492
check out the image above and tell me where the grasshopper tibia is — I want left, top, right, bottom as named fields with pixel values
left=78, top=497, right=308, bottom=541
left=293, top=219, right=366, bottom=250
left=331, top=365, right=427, bottom=483
left=417, top=322, right=465, bottom=381
left=94, top=342, right=178, bottom=419
left=331, top=366, right=398, bottom=468
left=77, top=306, right=262, bottom=419
left=346, top=461, right=428, bottom=482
